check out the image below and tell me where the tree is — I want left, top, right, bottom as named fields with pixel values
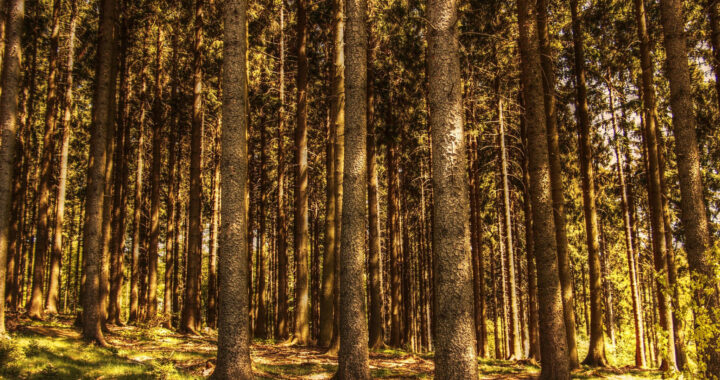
left=82, top=0, right=118, bottom=345
left=213, top=0, right=252, bottom=376
left=569, top=0, right=607, bottom=366
left=659, top=0, right=720, bottom=374
left=275, top=1, right=289, bottom=340
left=517, top=0, right=569, bottom=377
left=293, top=0, right=311, bottom=346
left=427, top=0, right=478, bottom=377
left=0, top=0, right=25, bottom=336
left=337, top=0, right=370, bottom=375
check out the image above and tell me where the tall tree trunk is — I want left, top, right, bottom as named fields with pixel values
left=28, top=0, right=62, bottom=319
left=633, top=0, right=677, bottom=370
left=82, top=0, right=117, bottom=345
left=256, top=99, right=269, bottom=338
left=207, top=121, right=220, bottom=329
left=0, top=0, right=24, bottom=335
left=427, top=0, right=478, bottom=377
left=320, top=90, right=336, bottom=347
left=569, top=0, right=607, bottom=366
left=608, top=82, right=646, bottom=367
left=536, top=0, right=579, bottom=367
left=709, top=0, right=720, bottom=113
left=337, top=0, right=370, bottom=373
left=387, top=137, right=402, bottom=347
left=275, top=2, right=289, bottom=340
left=181, top=0, right=204, bottom=334
left=214, top=0, right=252, bottom=375
left=366, top=32, right=384, bottom=350
left=129, top=63, right=148, bottom=324
left=517, top=0, right=570, bottom=377
left=148, top=26, right=165, bottom=321
left=293, top=0, right=311, bottom=345
left=659, top=0, right=720, bottom=374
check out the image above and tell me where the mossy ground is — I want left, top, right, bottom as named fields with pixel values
left=1, top=315, right=664, bottom=379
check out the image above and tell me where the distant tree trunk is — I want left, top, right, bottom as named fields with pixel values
left=293, top=0, right=311, bottom=345
left=82, top=0, right=117, bottom=345
left=147, top=27, right=165, bottom=321
left=427, top=0, right=478, bottom=377
left=129, top=64, right=148, bottom=324
left=367, top=33, right=384, bottom=350
left=521, top=116, right=540, bottom=361
left=709, top=0, right=720, bottom=113
left=181, top=0, right=204, bottom=334
left=633, top=0, right=677, bottom=370
left=536, top=0, right=579, bottom=367
left=569, top=0, right=607, bottom=366
left=387, top=137, right=402, bottom=347
left=207, top=121, right=220, bottom=329
left=40, top=0, right=66, bottom=317
left=659, top=0, right=720, bottom=374
left=608, top=82, right=646, bottom=367
left=214, top=0, right=252, bottom=375
left=337, top=0, right=370, bottom=373
left=28, top=0, right=62, bottom=319
left=469, top=135, right=487, bottom=358
left=320, top=92, right=336, bottom=347
left=0, top=0, right=24, bottom=335
left=275, top=2, right=289, bottom=340
left=517, top=0, right=570, bottom=377
left=255, top=99, right=269, bottom=338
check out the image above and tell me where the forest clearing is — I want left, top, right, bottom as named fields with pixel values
left=0, top=0, right=718, bottom=378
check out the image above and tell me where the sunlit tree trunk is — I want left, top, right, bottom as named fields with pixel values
left=275, top=2, right=289, bottom=340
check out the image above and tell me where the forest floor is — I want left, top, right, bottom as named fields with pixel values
left=0, top=314, right=663, bottom=379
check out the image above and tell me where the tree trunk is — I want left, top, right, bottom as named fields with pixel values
left=659, top=0, right=720, bottom=374
left=207, top=121, right=220, bottom=329
left=633, top=0, right=677, bottom=370
left=387, top=137, right=402, bottom=347
left=39, top=0, right=64, bottom=317
left=517, top=0, right=570, bottom=377
left=0, top=0, right=24, bottom=335
left=275, top=2, right=289, bottom=340
left=293, top=0, right=311, bottom=345
left=81, top=0, right=117, bottom=345
left=256, top=98, right=269, bottom=338
left=181, top=0, right=204, bottom=334
left=569, top=0, right=607, bottom=366
left=336, top=0, right=370, bottom=373
left=427, top=0, right=478, bottom=377
left=213, top=0, right=252, bottom=375
left=521, top=116, right=540, bottom=362
left=320, top=89, right=336, bottom=347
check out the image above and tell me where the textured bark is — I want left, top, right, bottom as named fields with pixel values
left=536, top=0, right=579, bottom=367
left=521, top=119, right=540, bottom=361
left=181, top=0, right=204, bottom=334
left=129, top=63, right=148, bottom=324
left=608, top=83, right=645, bottom=367
left=387, top=138, right=402, bottom=347
left=366, top=33, right=384, bottom=350
left=148, top=27, right=164, bottom=320
left=633, top=0, right=677, bottom=369
left=427, top=0, right=478, bottom=377
left=0, top=0, right=24, bottom=336
left=293, top=0, right=311, bottom=345
left=659, top=0, right=720, bottom=374
left=517, top=0, right=569, bottom=377
left=569, top=0, right=607, bottom=366
left=275, top=3, right=289, bottom=340
left=213, top=0, right=253, bottom=375
left=207, top=123, right=220, bottom=329
left=40, top=0, right=64, bottom=317
left=336, top=0, right=370, bottom=374
left=82, top=0, right=117, bottom=345
left=320, top=89, right=336, bottom=347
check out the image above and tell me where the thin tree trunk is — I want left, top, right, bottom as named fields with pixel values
left=569, top=0, right=607, bottom=366
left=275, top=2, right=289, bottom=340
left=659, top=0, right=720, bottom=374
left=517, top=0, right=569, bottom=377
left=207, top=120, right=220, bottom=329
left=521, top=116, right=540, bottom=361
left=387, top=137, right=402, bottom=347
left=181, top=0, right=204, bottom=334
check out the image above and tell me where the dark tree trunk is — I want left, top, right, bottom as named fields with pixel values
left=275, top=2, right=289, bottom=340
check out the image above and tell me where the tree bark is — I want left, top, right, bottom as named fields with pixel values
left=181, top=0, right=204, bottom=334
left=213, top=0, right=253, bottom=375
left=517, top=0, right=569, bottom=377
left=207, top=121, right=220, bottom=329
left=659, top=0, right=720, bottom=374
left=148, top=26, right=164, bottom=321
left=82, top=0, right=117, bottom=345
left=0, top=0, right=24, bottom=336
left=337, top=0, right=370, bottom=373
left=275, top=2, right=289, bottom=340
left=427, top=0, right=478, bottom=377
left=569, top=0, right=607, bottom=366
left=293, top=0, right=311, bottom=345
left=387, top=137, right=402, bottom=347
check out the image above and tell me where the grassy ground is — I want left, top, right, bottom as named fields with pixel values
left=0, top=315, right=664, bottom=379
